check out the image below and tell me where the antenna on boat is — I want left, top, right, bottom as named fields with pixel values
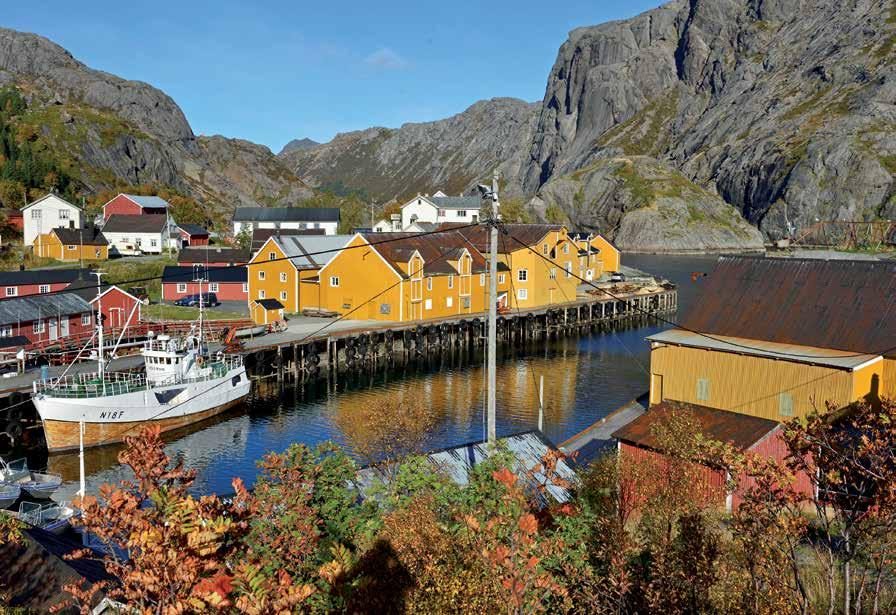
left=192, top=264, right=206, bottom=350
left=93, top=270, right=106, bottom=387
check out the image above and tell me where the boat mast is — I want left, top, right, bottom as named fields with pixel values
left=93, top=271, right=106, bottom=391
left=486, top=172, right=499, bottom=444
left=193, top=264, right=205, bottom=351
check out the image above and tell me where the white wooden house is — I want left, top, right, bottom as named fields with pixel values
left=232, top=207, right=340, bottom=236
left=101, top=215, right=180, bottom=255
left=22, top=194, right=84, bottom=246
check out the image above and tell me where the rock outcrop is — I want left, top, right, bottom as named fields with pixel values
left=280, top=98, right=540, bottom=200
left=0, top=27, right=311, bottom=211
left=278, top=138, right=319, bottom=156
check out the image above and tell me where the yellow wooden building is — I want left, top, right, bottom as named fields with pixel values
left=646, top=256, right=896, bottom=422
left=449, top=224, right=580, bottom=310
left=247, top=234, right=352, bottom=323
left=315, top=231, right=503, bottom=322
left=570, top=232, right=620, bottom=280
left=33, top=227, right=108, bottom=262
left=250, top=298, right=285, bottom=325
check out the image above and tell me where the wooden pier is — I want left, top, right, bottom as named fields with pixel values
left=244, top=288, right=677, bottom=382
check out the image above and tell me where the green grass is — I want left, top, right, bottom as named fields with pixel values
left=595, top=88, right=680, bottom=156
left=142, top=304, right=246, bottom=322
left=100, top=256, right=178, bottom=301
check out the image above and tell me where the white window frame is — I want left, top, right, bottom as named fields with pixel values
left=517, top=289, right=528, bottom=300
left=59, top=209, right=70, bottom=220
left=0, top=326, right=11, bottom=337
left=479, top=273, right=485, bottom=286
left=39, top=285, right=50, bottom=294
left=177, top=283, right=187, bottom=293
left=330, top=276, right=340, bottom=287
left=67, top=245, right=76, bottom=251
left=269, top=251, right=277, bottom=261
left=563, top=243, right=569, bottom=254
left=150, top=239, right=158, bottom=247
left=209, top=283, right=219, bottom=292
left=446, top=296, right=453, bottom=308
left=258, top=271, right=266, bottom=280
left=697, top=378, right=710, bottom=402
left=424, top=298, right=432, bottom=310
left=517, top=269, right=528, bottom=282
left=456, top=210, right=466, bottom=217
left=5, top=287, right=17, bottom=297
left=31, top=210, right=41, bottom=219
left=427, top=277, right=432, bottom=291
left=565, top=262, right=572, bottom=278
left=81, top=314, right=91, bottom=326
left=549, top=268, right=556, bottom=279
left=33, top=321, right=45, bottom=334
left=279, top=272, right=287, bottom=282
left=242, top=283, right=248, bottom=293
left=259, top=290, right=266, bottom=299
left=542, top=243, right=548, bottom=255
left=498, top=273, right=506, bottom=284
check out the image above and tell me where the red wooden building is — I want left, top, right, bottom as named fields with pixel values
left=178, top=246, right=250, bottom=267
left=0, top=269, right=92, bottom=299
left=65, top=281, right=145, bottom=331
left=178, top=224, right=210, bottom=247
left=2, top=209, right=23, bottom=232
left=102, top=194, right=169, bottom=220
left=612, top=402, right=814, bottom=513
left=0, top=293, right=94, bottom=347
left=161, top=266, right=248, bottom=302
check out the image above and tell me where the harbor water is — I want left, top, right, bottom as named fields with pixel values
left=43, top=254, right=720, bottom=498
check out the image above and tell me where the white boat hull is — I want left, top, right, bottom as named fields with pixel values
left=34, top=366, right=251, bottom=452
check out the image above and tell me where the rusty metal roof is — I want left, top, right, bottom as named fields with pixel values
left=612, top=401, right=781, bottom=451
left=361, top=231, right=489, bottom=278
left=443, top=224, right=565, bottom=253
left=680, top=256, right=896, bottom=357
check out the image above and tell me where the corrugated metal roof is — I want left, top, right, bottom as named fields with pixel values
left=355, top=431, right=577, bottom=505
left=612, top=401, right=780, bottom=451
left=648, top=329, right=882, bottom=370
left=447, top=224, right=565, bottom=253
left=0, top=293, right=92, bottom=325
left=681, top=256, right=896, bottom=357
left=361, top=231, right=489, bottom=278
left=272, top=235, right=353, bottom=269
left=233, top=207, right=340, bottom=223
left=121, top=194, right=169, bottom=209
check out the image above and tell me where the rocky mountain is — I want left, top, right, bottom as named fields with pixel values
left=0, top=27, right=312, bottom=214
left=278, top=138, right=319, bottom=156
left=281, top=0, right=895, bottom=250
left=280, top=98, right=540, bottom=201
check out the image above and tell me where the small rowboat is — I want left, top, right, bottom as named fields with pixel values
left=0, top=482, right=20, bottom=509
left=0, top=458, right=62, bottom=499
left=16, top=500, right=76, bottom=535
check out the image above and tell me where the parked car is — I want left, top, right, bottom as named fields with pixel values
left=609, top=272, right=626, bottom=283
left=174, top=292, right=220, bottom=307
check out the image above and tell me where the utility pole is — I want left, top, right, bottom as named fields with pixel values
left=94, top=271, right=106, bottom=394
left=486, top=171, right=499, bottom=444
left=370, top=200, right=377, bottom=229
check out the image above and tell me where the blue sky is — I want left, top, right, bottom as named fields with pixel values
left=5, top=1, right=660, bottom=152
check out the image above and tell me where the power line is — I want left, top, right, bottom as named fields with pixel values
left=503, top=232, right=896, bottom=361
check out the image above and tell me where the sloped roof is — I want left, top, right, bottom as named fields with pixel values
left=361, top=231, right=489, bottom=278
left=444, top=224, right=565, bottom=253
left=102, top=214, right=168, bottom=234
left=612, top=401, right=780, bottom=451
left=430, top=195, right=481, bottom=210
left=0, top=268, right=91, bottom=287
left=162, top=265, right=247, bottom=284
left=0, top=293, right=92, bottom=325
left=254, top=298, right=284, bottom=310
left=119, top=194, right=169, bottom=209
left=22, top=193, right=82, bottom=211
left=178, top=246, right=250, bottom=264
left=680, top=256, right=896, bottom=357
left=50, top=226, right=107, bottom=246
left=233, top=207, right=340, bottom=223
left=178, top=223, right=208, bottom=236
left=251, top=227, right=325, bottom=250
left=268, top=234, right=353, bottom=269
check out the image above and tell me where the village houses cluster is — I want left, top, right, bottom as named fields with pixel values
left=0, top=190, right=620, bottom=348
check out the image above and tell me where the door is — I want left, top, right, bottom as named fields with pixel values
left=60, top=317, right=69, bottom=337
left=110, top=308, right=124, bottom=329
left=48, top=318, right=58, bottom=341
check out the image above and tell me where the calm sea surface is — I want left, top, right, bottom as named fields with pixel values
left=46, top=254, right=721, bottom=498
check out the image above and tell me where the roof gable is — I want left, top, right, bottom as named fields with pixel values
left=102, top=214, right=169, bottom=234
left=118, top=194, right=170, bottom=210
left=22, top=193, right=82, bottom=211
left=680, top=256, right=896, bottom=356
left=361, top=231, right=489, bottom=278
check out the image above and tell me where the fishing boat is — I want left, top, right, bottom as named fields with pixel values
left=16, top=500, right=76, bottom=535
left=32, top=272, right=252, bottom=452
left=0, top=458, right=62, bottom=498
left=0, top=482, right=20, bottom=509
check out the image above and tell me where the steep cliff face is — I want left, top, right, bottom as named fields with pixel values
left=0, top=28, right=311, bottom=211
left=280, top=98, right=540, bottom=201
left=527, top=0, right=896, bottom=239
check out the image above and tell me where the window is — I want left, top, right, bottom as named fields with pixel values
left=424, top=299, right=432, bottom=310
left=427, top=278, right=432, bottom=291
left=269, top=252, right=276, bottom=261
left=39, top=285, right=50, bottom=294
left=696, top=378, right=710, bottom=402
left=380, top=303, right=391, bottom=314
left=456, top=210, right=467, bottom=217
left=67, top=245, right=76, bottom=251
left=209, top=283, right=219, bottom=292
left=448, top=275, right=454, bottom=289
left=0, top=326, right=11, bottom=337
left=33, top=321, right=45, bottom=334
left=122, top=237, right=129, bottom=243
left=177, top=283, right=187, bottom=293
left=242, top=283, right=248, bottom=293
left=517, top=269, right=528, bottom=282
left=517, top=289, right=528, bottom=300
left=446, top=297, right=453, bottom=308
left=498, top=273, right=506, bottom=284
left=565, top=262, right=572, bottom=278
left=5, top=287, right=16, bottom=297
left=437, top=209, right=446, bottom=217
left=549, top=268, right=556, bottom=279
left=259, top=290, right=266, bottom=299
left=563, top=243, right=569, bottom=254
left=279, top=272, right=287, bottom=282
left=479, top=273, right=485, bottom=286
left=330, top=276, right=340, bottom=287
left=258, top=271, right=266, bottom=280
left=542, top=243, right=548, bottom=255
left=150, top=239, right=158, bottom=247
left=82, top=314, right=91, bottom=326
left=280, top=291, right=287, bottom=300
left=135, top=238, right=142, bottom=246
left=779, top=393, right=794, bottom=417
left=95, top=249, right=101, bottom=258
left=59, top=210, right=70, bottom=220
left=463, top=297, right=471, bottom=308
left=299, top=223, right=307, bottom=229
left=31, top=210, right=41, bottom=219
